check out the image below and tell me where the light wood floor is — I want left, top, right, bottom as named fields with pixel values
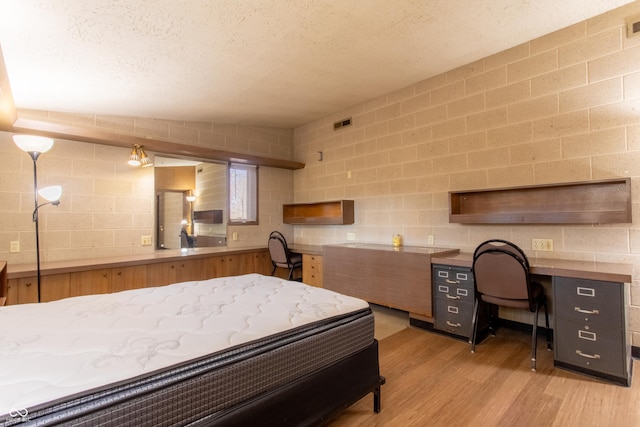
left=330, top=326, right=640, bottom=426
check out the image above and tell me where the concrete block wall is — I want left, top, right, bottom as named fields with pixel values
left=292, top=2, right=640, bottom=344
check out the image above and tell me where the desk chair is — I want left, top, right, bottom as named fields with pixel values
left=268, top=231, right=302, bottom=281
left=470, top=239, right=552, bottom=371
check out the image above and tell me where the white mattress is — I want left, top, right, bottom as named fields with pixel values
left=0, top=273, right=369, bottom=416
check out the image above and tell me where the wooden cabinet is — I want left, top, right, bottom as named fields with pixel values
left=553, top=276, right=631, bottom=386
left=71, top=269, right=111, bottom=297
left=41, top=274, right=71, bottom=302
left=302, top=254, right=323, bottom=287
left=6, top=276, right=38, bottom=305
left=112, top=265, right=148, bottom=292
left=5, top=248, right=272, bottom=305
left=323, top=244, right=458, bottom=317
left=432, top=265, right=475, bottom=338
left=283, top=200, right=354, bottom=225
left=449, top=178, right=631, bottom=224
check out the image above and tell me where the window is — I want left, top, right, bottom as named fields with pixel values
left=228, top=163, right=258, bottom=224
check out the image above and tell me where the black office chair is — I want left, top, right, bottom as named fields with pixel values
left=268, top=231, right=302, bottom=281
left=470, top=239, right=551, bottom=371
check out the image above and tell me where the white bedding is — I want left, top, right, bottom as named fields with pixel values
left=0, top=273, right=369, bottom=416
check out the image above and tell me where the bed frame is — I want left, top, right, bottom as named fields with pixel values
left=2, top=275, right=384, bottom=427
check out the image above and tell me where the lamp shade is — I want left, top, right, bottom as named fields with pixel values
left=38, top=185, right=62, bottom=202
left=13, top=135, right=54, bottom=154
left=186, top=195, right=196, bottom=202
left=139, top=147, right=153, bottom=167
left=128, top=145, right=141, bottom=166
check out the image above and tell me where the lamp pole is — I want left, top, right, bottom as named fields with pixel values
left=13, top=135, right=57, bottom=303
left=30, top=152, right=43, bottom=302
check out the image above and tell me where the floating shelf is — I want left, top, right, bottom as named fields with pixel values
left=193, top=210, right=223, bottom=224
left=283, top=200, right=354, bottom=225
left=449, top=178, right=631, bottom=224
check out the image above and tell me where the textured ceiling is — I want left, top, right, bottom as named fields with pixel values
left=0, top=0, right=634, bottom=128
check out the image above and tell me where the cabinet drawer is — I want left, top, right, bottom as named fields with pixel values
left=554, top=277, right=623, bottom=326
left=434, top=298, right=473, bottom=337
left=434, top=266, right=473, bottom=288
left=555, top=318, right=625, bottom=377
left=434, top=283, right=473, bottom=304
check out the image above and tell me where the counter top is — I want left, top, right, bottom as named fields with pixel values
left=7, top=246, right=269, bottom=279
left=323, top=243, right=460, bottom=256
left=432, top=252, right=633, bottom=283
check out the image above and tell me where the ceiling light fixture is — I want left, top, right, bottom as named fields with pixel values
left=139, top=147, right=153, bottom=167
left=128, top=145, right=141, bottom=166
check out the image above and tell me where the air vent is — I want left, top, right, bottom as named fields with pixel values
left=626, top=15, right=640, bottom=38
left=333, top=117, right=352, bottom=130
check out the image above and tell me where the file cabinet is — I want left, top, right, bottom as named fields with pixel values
left=553, top=276, right=631, bottom=386
left=433, top=265, right=474, bottom=338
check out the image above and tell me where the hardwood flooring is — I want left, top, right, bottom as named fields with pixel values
left=330, top=326, right=640, bottom=426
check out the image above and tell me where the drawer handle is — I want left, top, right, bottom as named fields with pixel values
left=446, top=294, right=460, bottom=300
left=574, top=307, right=599, bottom=315
left=446, top=321, right=461, bottom=328
left=576, top=350, right=601, bottom=360
left=577, top=287, right=595, bottom=297
left=578, top=330, right=597, bottom=341
left=445, top=279, right=460, bottom=285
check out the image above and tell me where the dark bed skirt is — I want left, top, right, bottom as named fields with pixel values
left=197, top=339, right=384, bottom=427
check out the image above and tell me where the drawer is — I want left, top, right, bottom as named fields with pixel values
left=554, top=277, right=623, bottom=326
left=555, top=318, right=625, bottom=377
left=433, top=266, right=473, bottom=288
left=434, top=298, right=473, bottom=337
left=434, top=282, right=473, bottom=304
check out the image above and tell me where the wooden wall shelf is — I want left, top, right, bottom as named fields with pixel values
left=193, top=210, right=223, bottom=224
left=449, top=178, right=631, bottom=224
left=283, top=200, right=354, bottom=225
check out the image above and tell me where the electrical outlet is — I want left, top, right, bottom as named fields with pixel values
left=10, top=241, right=19, bottom=253
left=232, top=232, right=238, bottom=241
left=346, top=232, right=356, bottom=241
left=141, top=235, right=152, bottom=246
left=427, top=234, right=435, bottom=245
left=532, top=238, right=553, bottom=251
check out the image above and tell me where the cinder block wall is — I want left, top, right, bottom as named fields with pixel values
left=292, top=3, right=640, bottom=344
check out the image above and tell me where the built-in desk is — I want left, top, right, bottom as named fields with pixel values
left=432, top=253, right=633, bottom=386
left=4, top=247, right=274, bottom=305
left=322, top=243, right=459, bottom=317
left=288, top=244, right=324, bottom=287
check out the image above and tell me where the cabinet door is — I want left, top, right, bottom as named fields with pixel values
left=40, top=274, right=70, bottom=302
left=6, top=277, right=38, bottom=305
left=70, top=269, right=112, bottom=297
left=112, top=265, right=148, bottom=292
left=146, top=262, right=178, bottom=287
left=175, top=258, right=206, bottom=283
left=251, top=250, right=273, bottom=276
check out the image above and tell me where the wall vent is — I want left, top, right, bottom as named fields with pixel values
left=333, top=117, right=352, bottom=130
left=626, top=15, right=640, bottom=38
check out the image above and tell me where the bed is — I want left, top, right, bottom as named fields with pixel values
left=0, top=273, right=384, bottom=426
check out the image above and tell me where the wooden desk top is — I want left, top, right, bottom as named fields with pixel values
left=432, top=252, right=633, bottom=283
left=6, top=246, right=270, bottom=280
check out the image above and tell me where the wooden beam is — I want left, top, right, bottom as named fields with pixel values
left=0, top=45, right=17, bottom=132
left=12, top=118, right=305, bottom=170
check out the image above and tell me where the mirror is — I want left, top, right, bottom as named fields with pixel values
left=154, top=156, right=227, bottom=249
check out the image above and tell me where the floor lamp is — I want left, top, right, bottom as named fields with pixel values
left=13, top=135, right=62, bottom=302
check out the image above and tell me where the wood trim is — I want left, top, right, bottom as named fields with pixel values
left=11, top=117, right=306, bottom=170
left=0, top=45, right=17, bottom=132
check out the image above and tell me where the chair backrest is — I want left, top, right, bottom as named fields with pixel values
left=268, top=231, right=290, bottom=266
left=472, top=239, right=534, bottom=309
